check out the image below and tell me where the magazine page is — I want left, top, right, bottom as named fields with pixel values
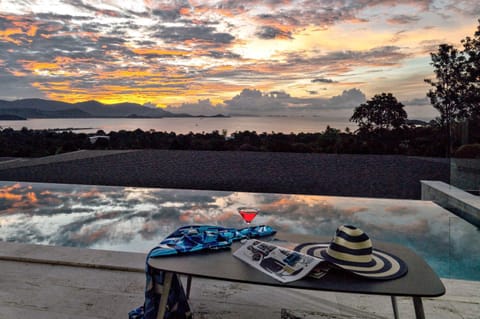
left=267, top=239, right=331, bottom=279
left=233, top=239, right=323, bottom=283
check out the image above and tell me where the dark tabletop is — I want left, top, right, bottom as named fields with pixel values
left=147, top=232, right=446, bottom=298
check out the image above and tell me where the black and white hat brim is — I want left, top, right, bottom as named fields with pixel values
left=295, top=243, right=408, bottom=280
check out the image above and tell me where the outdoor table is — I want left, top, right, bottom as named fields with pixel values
left=148, top=232, right=445, bottom=319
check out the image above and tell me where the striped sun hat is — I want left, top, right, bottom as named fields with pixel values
left=295, top=225, right=407, bottom=280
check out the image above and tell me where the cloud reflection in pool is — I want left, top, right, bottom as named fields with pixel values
left=0, top=181, right=478, bottom=280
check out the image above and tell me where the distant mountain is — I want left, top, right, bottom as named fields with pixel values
left=0, top=98, right=189, bottom=118
left=0, top=114, right=26, bottom=120
left=0, top=107, right=91, bottom=118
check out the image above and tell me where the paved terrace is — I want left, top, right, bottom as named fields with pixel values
left=0, top=149, right=450, bottom=199
left=0, top=242, right=478, bottom=319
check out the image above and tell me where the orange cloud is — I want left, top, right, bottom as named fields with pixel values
left=1, top=183, right=21, bottom=191
left=131, top=48, right=190, bottom=56
left=0, top=185, right=39, bottom=209
left=0, top=192, right=22, bottom=201
left=96, top=69, right=156, bottom=79
left=179, top=7, right=191, bottom=16
left=25, top=192, right=38, bottom=203
left=26, top=25, right=37, bottom=37
left=0, top=16, right=38, bottom=44
left=19, top=60, right=60, bottom=71
left=0, top=184, right=24, bottom=201
left=71, top=226, right=110, bottom=245
left=253, top=15, right=297, bottom=36
left=0, top=28, right=23, bottom=44
left=78, top=189, right=102, bottom=198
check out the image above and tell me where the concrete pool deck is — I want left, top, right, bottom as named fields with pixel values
left=0, top=242, right=478, bottom=319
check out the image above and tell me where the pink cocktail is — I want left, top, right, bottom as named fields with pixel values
left=238, top=207, right=259, bottom=225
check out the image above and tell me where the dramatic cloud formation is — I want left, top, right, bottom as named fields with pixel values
left=0, top=0, right=478, bottom=118
left=165, top=88, right=366, bottom=116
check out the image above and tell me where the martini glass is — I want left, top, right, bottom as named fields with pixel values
left=237, top=207, right=259, bottom=227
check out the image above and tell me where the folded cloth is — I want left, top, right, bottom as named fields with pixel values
left=129, top=224, right=276, bottom=319
left=149, top=224, right=276, bottom=257
left=128, top=264, right=192, bottom=319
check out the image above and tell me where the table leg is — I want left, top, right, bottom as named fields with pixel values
left=391, top=296, right=399, bottom=319
left=186, top=275, right=192, bottom=299
left=412, top=297, right=425, bottom=319
left=156, top=272, right=174, bottom=319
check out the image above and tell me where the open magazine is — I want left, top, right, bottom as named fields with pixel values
left=233, top=239, right=329, bottom=283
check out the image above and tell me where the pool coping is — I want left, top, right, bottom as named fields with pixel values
left=421, top=180, right=480, bottom=227
left=0, top=241, right=146, bottom=272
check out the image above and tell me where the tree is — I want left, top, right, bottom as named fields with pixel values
left=349, top=93, right=407, bottom=132
left=461, top=21, right=480, bottom=117
left=424, top=44, right=468, bottom=128
left=425, top=20, right=480, bottom=153
left=426, top=20, right=480, bottom=123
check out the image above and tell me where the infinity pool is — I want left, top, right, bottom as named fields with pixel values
left=0, top=181, right=478, bottom=281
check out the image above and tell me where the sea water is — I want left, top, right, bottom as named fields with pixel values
left=0, top=116, right=356, bottom=134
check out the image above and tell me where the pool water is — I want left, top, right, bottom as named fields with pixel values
left=0, top=181, right=478, bottom=281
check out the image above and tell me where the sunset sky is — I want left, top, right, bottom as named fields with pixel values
left=0, top=0, right=478, bottom=118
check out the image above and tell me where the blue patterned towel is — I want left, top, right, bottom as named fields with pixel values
left=149, top=224, right=276, bottom=257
